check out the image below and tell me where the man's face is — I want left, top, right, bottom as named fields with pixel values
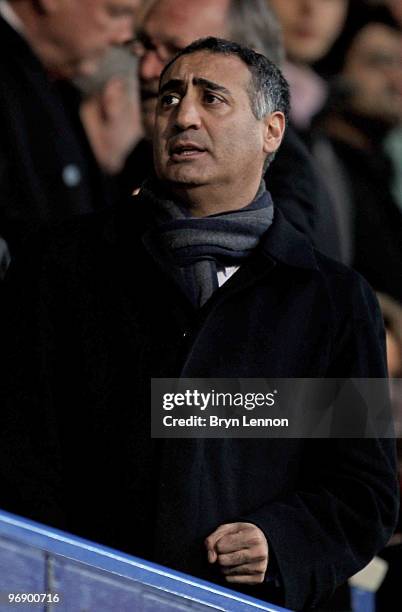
left=269, top=0, right=348, bottom=63
left=44, top=0, right=139, bottom=78
left=342, top=24, right=402, bottom=123
left=135, top=0, right=230, bottom=139
left=153, top=51, right=278, bottom=202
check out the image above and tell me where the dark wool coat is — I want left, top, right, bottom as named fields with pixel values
left=0, top=17, right=106, bottom=258
left=0, top=194, right=398, bottom=611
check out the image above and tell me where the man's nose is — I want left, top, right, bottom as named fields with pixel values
left=139, top=51, right=165, bottom=81
left=174, top=95, right=202, bottom=131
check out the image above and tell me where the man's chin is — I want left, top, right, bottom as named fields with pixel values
left=159, top=172, right=207, bottom=189
left=161, top=165, right=208, bottom=185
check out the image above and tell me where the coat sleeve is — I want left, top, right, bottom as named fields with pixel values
left=243, top=274, right=399, bottom=611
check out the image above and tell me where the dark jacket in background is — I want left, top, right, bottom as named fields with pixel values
left=0, top=16, right=107, bottom=259
left=0, top=194, right=397, bottom=610
left=328, top=138, right=402, bottom=304
left=267, top=127, right=341, bottom=260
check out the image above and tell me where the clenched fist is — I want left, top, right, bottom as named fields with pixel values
left=205, top=522, right=269, bottom=585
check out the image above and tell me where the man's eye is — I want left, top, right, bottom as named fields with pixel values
left=204, top=93, right=222, bottom=104
left=161, top=94, right=180, bottom=106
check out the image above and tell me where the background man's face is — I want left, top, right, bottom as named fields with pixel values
left=46, top=0, right=139, bottom=77
left=136, top=0, right=230, bottom=139
left=153, top=51, right=268, bottom=194
left=269, top=0, right=348, bottom=63
left=342, top=24, right=402, bottom=123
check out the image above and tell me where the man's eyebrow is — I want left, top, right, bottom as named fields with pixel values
left=193, top=77, right=231, bottom=96
left=159, top=77, right=231, bottom=96
left=159, top=79, right=185, bottom=96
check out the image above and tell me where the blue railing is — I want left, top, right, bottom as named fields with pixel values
left=0, top=509, right=291, bottom=611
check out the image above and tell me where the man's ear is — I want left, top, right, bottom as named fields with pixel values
left=99, top=78, right=126, bottom=122
left=262, top=111, right=286, bottom=157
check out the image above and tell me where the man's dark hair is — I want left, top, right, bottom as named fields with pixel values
left=159, top=37, right=290, bottom=124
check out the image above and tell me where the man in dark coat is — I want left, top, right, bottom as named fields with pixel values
left=0, top=38, right=398, bottom=611
left=0, top=0, right=139, bottom=262
left=312, top=8, right=402, bottom=304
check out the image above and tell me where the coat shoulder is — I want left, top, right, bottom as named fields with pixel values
left=313, top=249, right=381, bottom=319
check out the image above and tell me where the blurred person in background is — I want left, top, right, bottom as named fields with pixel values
left=75, top=47, right=143, bottom=199
left=0, top=0, right=139, bottom=273
left=383, top=0, right=402, bottom=214
left=313, top=5, right=402, bottom=304
left=378, top=293, right=402, bottom=379
left=312, top=12, right=402, bottom=607
left=384, top=114, right=402, bottom=214
left=127, top=0, right=343, bottom=260
left=268, top=0, right=349, bottom=134
left=267, top=0, right=357, bottom=264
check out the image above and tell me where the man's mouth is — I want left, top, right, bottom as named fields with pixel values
left=169, top=142, right=207, bottom=161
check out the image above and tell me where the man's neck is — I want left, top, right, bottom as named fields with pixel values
left=166, top=181, right=263, bottom=218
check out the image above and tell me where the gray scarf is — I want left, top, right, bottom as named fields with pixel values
left=142, top=180, right=274, bottom=307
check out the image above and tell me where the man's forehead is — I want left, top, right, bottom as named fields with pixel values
left=160, top=51, right=251, bottom=91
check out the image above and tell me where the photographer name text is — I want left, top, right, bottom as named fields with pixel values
left=162, top=415, right=288, bottom=429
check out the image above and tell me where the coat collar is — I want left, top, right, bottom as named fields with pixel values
left=260, top=207, right=319, bottom=271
